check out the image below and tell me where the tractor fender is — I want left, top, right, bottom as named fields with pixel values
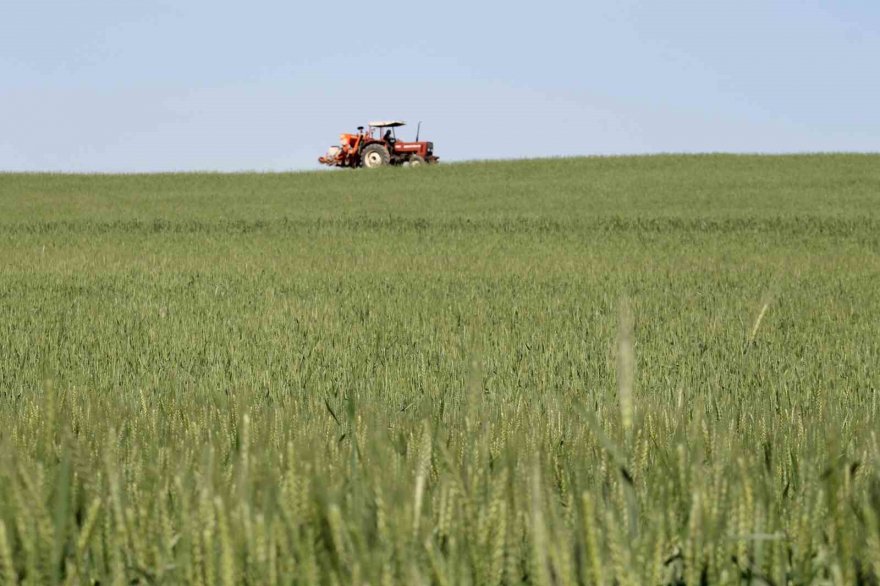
left=358, top=139, right=390, bottom=154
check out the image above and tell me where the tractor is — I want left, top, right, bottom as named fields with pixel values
left=318, top=121, right=438, bottom=168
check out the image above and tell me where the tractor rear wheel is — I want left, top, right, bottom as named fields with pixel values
left=409, top=155, right=426, bottom=167
left=362, top=144, right=390, bottom=168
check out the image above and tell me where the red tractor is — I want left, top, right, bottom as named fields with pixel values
left=319, top=121, right=438, bottom=168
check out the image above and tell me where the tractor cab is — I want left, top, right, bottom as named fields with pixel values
left=367, top=120, right=405, bottom=142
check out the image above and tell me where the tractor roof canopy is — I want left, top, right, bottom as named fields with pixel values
left=368, top=120, right=405, bottom=128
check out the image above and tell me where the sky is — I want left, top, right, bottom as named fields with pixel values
left=1, top=0, right=879, bottom=172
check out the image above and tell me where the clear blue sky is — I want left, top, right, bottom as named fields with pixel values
left=2, top=0, right=879, bottom=172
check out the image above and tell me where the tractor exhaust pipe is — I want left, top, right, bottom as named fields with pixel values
left=415, top=121, right=421, bottom=142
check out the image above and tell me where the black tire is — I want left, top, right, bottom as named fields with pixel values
left=361, top=144, right=390, bottom=168
left=409, top=155, right=426, bottom=167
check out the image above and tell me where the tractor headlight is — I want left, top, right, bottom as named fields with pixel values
left=427, top=142, right=433, bottom=152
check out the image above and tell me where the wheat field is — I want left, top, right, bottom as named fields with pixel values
left=1, top=154, right=879, bottom=585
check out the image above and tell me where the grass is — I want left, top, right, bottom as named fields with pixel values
left=1, top=154, right=879, bottom=584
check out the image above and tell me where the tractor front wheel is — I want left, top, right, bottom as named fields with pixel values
left=362, top=144, right=390, bottom=169
left=408, top=155, right=426, bottom=167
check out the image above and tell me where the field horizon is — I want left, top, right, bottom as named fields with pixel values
left=1, top=153, right=879, bottom=585
left=2, top=151, right=880, bottom=177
